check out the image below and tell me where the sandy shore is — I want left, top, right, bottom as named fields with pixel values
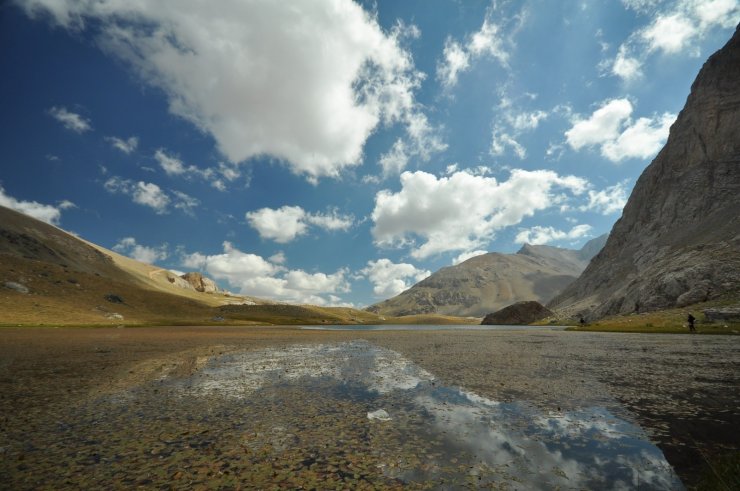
left=0, top=326, right=738, bottom=488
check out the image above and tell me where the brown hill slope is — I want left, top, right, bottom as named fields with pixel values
left=0, top=206, right=461, bottom=326
left=0, top=205, right=261, bottom=324
left=549, top=26, right=740, bottom=319
left=367, top=235, right=607, bottom=318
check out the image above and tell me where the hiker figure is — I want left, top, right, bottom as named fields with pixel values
left=579, top=316, right=586, bottom=327
left=687, top=313, right=696, bottom=333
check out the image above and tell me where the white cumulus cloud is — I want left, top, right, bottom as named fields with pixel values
left=181, top=242, right=349, bottom=305
left=131, top=182, right=169, bottom=214
left=490, top=128, right=527, bottom=160
left=437, top=17, right=509, bottom=88
left=581, top=181, right=631, bottom=215
left=371, top=168, right=588, bottom=259
left=113, top=237, right=168, bottom=264
left=154, top=149, right=241, bottom=191
left=246, top=205, right=354, bottom=243
left=360, top=258, right=431, bottom=298
left=601, top=113, right=675, bottom=161
left=611, top=45, right=643, bottom=81
left=642, top=13, right=698, bottom=54
left=515, top=224, right=592, bottom=245
left=22, top=0, right=432, bottom=180
left=48, top=106, right=91, bottom=133
left=610, top=0, right=739, bottom=81
left=565, top=99, right=675, bottom=162
left=0, top=186, right=73, bottom=225
left=565, top=99, right=633, bottom=150
left=107, top=136, right=138, bottom=154
left=104, top=176, right=196, bottom=215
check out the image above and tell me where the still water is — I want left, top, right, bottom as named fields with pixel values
left=10, top=340, right=683, bottom=489
left=301, top=324, right=568, bottom=331
left=176, top=340, right=682, bottom=489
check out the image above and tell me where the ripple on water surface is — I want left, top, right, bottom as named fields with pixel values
left=7, top=340, right=684, bottom=489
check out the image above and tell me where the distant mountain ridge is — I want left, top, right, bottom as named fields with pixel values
left=549, top=25, right=740, bottom=318
left=367, top=235, right=607, bottom=318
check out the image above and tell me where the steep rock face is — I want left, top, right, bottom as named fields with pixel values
left=481, top=301, right=553, bottom=325
left=367, top=235, right=606, bottom=318
left=549, top=26, right=740, bottom=318
left=180, top=272, right=219, bottom=293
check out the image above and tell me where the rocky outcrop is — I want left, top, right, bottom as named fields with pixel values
left=481, top=301, right=553, bottom=325
left=549, top=26, right=740, bottom=319
left=3, top=281, right=29, bottom=294
left=180, top=272, right=219, bottom=293
left=367, top=235, right=606, bottom=318
left=166, top=273, right=196, bottom=290
left=703, top=307, right=740, bottom=322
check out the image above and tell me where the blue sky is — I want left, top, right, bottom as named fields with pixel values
left=1, top=0, right=737, bottom=307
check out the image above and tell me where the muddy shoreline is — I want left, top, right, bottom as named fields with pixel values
left=0, top=326, right=738, bottom=489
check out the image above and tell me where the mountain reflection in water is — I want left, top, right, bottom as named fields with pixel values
left=174, top=340, right=683, bottom=490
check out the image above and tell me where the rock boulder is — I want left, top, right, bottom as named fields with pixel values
left=481, top=301, right=553, bottom=325
left=180, top=272, right=219, bottom=293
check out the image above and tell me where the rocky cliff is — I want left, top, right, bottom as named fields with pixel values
left=181, top=272, right=220, bottom=293
left=481, top=301, right=553, bottom=325
left=549, top=26, right=740, bottom=318
left=367, top=235, right=607, bottom=318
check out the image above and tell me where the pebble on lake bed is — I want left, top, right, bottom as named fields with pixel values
left=367, top=409, right=391, bottom=421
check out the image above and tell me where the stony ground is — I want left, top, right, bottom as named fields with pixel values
left=0, top=326, right=737, bottom=489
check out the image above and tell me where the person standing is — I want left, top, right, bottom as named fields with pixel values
left=687, top=313, right=696, bottom=333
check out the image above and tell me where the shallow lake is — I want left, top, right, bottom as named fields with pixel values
left=13, top=338, right=684, bottom=489
left=302, top=324, right=568, bottom=331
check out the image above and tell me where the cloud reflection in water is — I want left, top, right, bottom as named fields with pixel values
left=177, top=340, right=683, bottom=490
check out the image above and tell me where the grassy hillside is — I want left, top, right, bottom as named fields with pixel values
left=538, top=298, right=740, bottom=334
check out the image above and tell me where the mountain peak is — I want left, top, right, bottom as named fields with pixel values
left=368, top=239, right=607, bottom=318
left=549, top=27, right=740, bottom=318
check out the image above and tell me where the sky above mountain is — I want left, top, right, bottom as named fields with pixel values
left=1, top=0, right=738, bottom=307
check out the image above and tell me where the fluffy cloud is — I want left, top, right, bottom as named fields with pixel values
left=490, top=128, right=526, bottom=159
left=182, top=242, right=349, bottom=305
left=565, top=99, right=633, bottom=150
left=113, top=237, right=168, bottom=264
left=48, top=106, right=91, bottom=133
left=360, top=258, right=430, bottom=298
left=437, top=17, right=509, bottom=88
left=0, top=185, right=73, bottom=225
left=371, top=168, right=588, bottom=259
left=508, top=110, right=548, bottom=131
left=565, top=99, right=675, bottom=162
left=246, top=206, right=354, bottom=243
left=133, top=182, right=170, bottom=213
left=581, top=181, right=630, bottom=215
left=515, top=224, right=592, bottom=245
left=155, top=150, right=188, bottom=176
left=103, top=176, right=197, bottom=215
left=107, top=136, right=138, bottom=154
left=154, top=149, right=241, bottom=191
left=489, top=95, right=551, bottom=160
left=611, top=45, right=643, bottom=81
left=601, top=113, right=675, bottom=161
left=642, top=13, right=697, bottom=53
left=378, top=112, right=447, bottom=177
left=22, top=0, right=432, bottom=180
left=171, top=190, right=200, bottom=215
left=610, top=0, right=739, bottom=81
